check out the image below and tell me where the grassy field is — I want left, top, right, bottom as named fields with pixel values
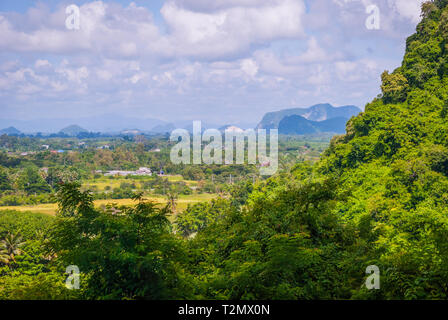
left=83, top=175, right=198, bottom=191
left=0, top=175, right=209, bottom=217
left=165, top=175, right=198, bottom=186
left=0, top=193, right=217, bottom=216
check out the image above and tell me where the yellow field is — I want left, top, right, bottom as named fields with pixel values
left=0, top=203, right=59, bottom=216
left=166, top=175, right=199, bottom=186
left=83, top=179, right=142, bottom=191
left=0, top=193, right=216, bottom=216
left=83, top=175, right=198, bottom=191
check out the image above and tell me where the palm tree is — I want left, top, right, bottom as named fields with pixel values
left=0, top=249, right=9, bottom=264
left=166, top=190, right=178, bottom=213
left=0, top=233, right=25, bottom=264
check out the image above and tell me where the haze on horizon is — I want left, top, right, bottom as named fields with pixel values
left=0, top=0, right=425, bottom=128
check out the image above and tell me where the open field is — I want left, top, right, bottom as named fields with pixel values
left=166, top=175, right=199, bottom=186
left=0, top=193, right=217, bottom=216
left=0, top=203, right=59, bottom=216
left=83, top=175, right=199, bottom=191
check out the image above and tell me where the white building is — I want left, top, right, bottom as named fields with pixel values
left=104, top=167, right=152, bottom=177
left=135, top=167, right=152, bottom=176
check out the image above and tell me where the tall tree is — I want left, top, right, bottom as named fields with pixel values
left=0, top=167, right=12, bottom=192
left=0, top=233, right=25, bottom=264
left=49, top=183, right=192, bottom=299
left=19, top=167, right=51, bottom=195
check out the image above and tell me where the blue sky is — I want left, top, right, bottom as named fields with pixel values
left=0, top=0, right=425, bottom=129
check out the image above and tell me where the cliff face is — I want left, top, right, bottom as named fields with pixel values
left=256, top=103, right=361, bottom=130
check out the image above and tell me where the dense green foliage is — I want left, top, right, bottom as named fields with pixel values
left=318, top=0, right=448, bottom=298
left=49, top=184, right=192, bottom=299
left=182, top=1, right=448, bottom=299
left=175, top=199, right=229, bottom=237
left=0, top=210, right=79, bottom=299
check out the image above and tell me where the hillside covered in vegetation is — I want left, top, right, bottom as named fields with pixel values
left=1, top=0, right=448, bottom=300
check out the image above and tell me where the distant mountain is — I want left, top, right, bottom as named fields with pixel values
left=315, top=117, right=350, bottom=133
left=0, top=114, right=168, bottom=133
left=151, top=123, right=176, bottom=134
left=278, top=116, right=349, bottom=135
left=218, top=125, right=244, bottom=133
left=257, top=103, right=361, bottom=130
left=278, top=116, right=317, bottom=135
left=121, top=129, right=143, bottom=136
left=0, top=126, right=21, bottom=135
left=182, top=122, right=225, bottom=134
left=59, top=125, right=88, bottom=136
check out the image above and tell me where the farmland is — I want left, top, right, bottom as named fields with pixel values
left=0, top=193, right=217, bottom=216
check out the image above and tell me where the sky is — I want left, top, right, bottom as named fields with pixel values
left=0, top=0, right=426, bottom=128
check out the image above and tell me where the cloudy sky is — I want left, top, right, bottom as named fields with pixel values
left=0, top=0, right=425, bottom=128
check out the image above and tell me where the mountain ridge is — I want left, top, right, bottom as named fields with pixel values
left=59, top=125, right=88, bottom=136
left=0, top=114, right=168, bottom=134
left=256, top=103, right=361, bottom=130
left=0, top=126, right=21, bottom=135
left=278, top=115, right=349, bottom=135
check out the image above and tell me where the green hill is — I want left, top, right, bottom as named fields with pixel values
left=59, top=124, right=88, bottom=136
left=316, top=0, right=448, bottom=299
left=179, top=1, right=448, bottom=300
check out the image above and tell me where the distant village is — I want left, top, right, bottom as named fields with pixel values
left=97, top=167, right=166, bottom=177
left=11, top=143, right=161, bottom=157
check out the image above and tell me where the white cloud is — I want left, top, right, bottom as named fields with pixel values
left=240, top=59, right=259, bottom=78
left=254, top=51, right=305, bottom=76
left=159, top=0, right=306, bottom=59
left=127, top=72, right=148, bottom=84
left=56, top=66, right=89, bottom=84
left=173, top=0, right=284, bottom=12
left=307, top=64, right=330, bottom=85
left=388, top=0, right=425, bottom=23
left=35, top=59, right=51, bottom=68
left=335, top=59, right=379, bottom=82
left=0, top=0, right=426, bottom=123
left=0, top=0, right=305, bottom=61
left=50, top=81, right=68, bottom=92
